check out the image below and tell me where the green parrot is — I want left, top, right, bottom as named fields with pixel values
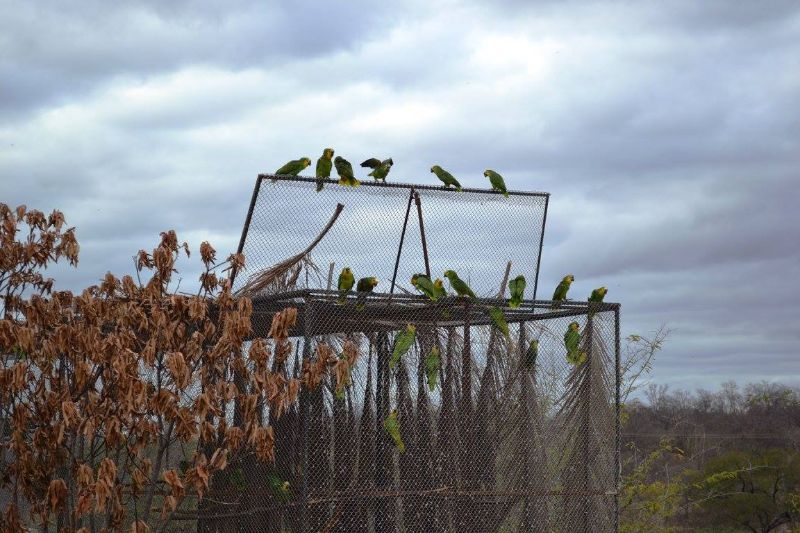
left=315, top=148, right=334, bottom=192
left=489, top=307, right=510, bottom=340
left=524, top=339, right=538, bottom=369
left=588, top=286, right=608, bottom=317
left=433, top=278, right=447, bottom=300
left=443, top=270, right=476, bottom=298
left=564, top=321, right=586, bottom=365
left=431, top=165, right=462, bottom=191
left=508, top=275, right=526, bottom=309
left=274, top=157, right=311, bottom=182
left=355, top=276, right=379, bottom=310
left=267, top=472, right=291, bottom=503
left=484, top=169, right=509, bottom=197
left=551, top=274, right=575, bottom=309
left=383, top=409, right=405, bottom=453
left=334, top=156, right=360, bottom=187
left=362, top=157, right=393, bottom=182
left=390, top=324, right=416, bottom=369
left=589, top=286, right=608, bottom=303
left=411, top=273, right=437, bottom=300
left=336, top=267, right=355, bottom=304
left=425, top=346, right=441, bottom=391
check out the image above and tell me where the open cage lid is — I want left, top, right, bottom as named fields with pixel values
left=233, top=174, right=550, bottom=301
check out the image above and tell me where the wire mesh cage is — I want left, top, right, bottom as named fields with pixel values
left=232, top=175, right=549, bottom=299
left=199, top=175, right=621, bottom=532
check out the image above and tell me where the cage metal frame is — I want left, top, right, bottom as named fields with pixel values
left=227, top=174, right=620, bottom=532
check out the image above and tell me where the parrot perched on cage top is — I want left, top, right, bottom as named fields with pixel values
left=484, top=169, right=509, bottom=197
left=431, top=165, right=462, bottom=191
left=589, top=286, right=608, bottom=303
left=508, top=275, right=526, bottom=309
left=315, top=148, right=334, bottom=192
left=588, top=286, right=608, bottom=317
left=433, top=278, right=447, bottom=300
left=489, top=307, right=510, bottom=340
left=525, top=339, right=539, bottom=369
left=334, top=156, right=360, bottom=187
left=425, top=346, right=440, bottom=391
left=390, top=324, right=416, bottom=369
left=337, top=267, right=355, bottom=304
left=564, top=321, right=586, bottom=365
left=551, top=274, right=575, bottom=308
left=361, top=157, right=393, bottom=182
left=411, top=273, right=437, bottom=300
left=356, top=276, right=379, bottom=293
left=355, top=276, right=379, bottom=310
left=383, top=409, right=405, bottom=453
left=444, top=270, right=476, bottom=298
left=267, top=472, right=291, bottom=502
left=273, top=157, right=311, bottom=182
left=370, top=159, right=393, bottom=182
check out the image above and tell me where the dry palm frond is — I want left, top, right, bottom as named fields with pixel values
left=235, top=203, right=344, bottom=297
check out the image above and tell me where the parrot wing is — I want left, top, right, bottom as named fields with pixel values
left=361, top=158, right=382, bottom=168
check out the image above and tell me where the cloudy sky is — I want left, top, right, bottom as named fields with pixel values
left=1, top=0, right=799, bottom=392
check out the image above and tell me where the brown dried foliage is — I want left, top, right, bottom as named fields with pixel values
left=0, top=204, right=333, bottom=532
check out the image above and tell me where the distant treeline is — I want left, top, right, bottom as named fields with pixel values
left=621, top=381, right=800, bottom=532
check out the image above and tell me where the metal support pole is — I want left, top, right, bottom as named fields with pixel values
left=414, top=191, right=431, bottom=278
left=231, top=175, right=263, bottom=285
left=300, top=307, right=312, bottom=532
left=532, top=194, right=550, bottom=302
left=614, top=305, right=621, bottom=533
left=390, top=188, right=416, bottom=296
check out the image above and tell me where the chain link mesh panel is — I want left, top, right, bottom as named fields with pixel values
left=196, top=176, right=620, bottom=532
left=232, top=175, right=548, bottom=299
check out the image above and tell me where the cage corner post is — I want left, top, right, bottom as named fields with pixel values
left=613, top=304, right=621, bottom=533
left=299, top=300, right=313, bottom=533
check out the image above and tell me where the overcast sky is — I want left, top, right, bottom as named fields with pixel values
left=1, top=0, right=798, bottom=392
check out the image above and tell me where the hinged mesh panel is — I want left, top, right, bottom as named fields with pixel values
left=233, top=175, right=549, bottom=299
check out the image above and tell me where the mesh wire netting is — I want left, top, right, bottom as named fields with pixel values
left=232, top=176, right=549, bottom=299
left=200, top=176, right=620, bottom=532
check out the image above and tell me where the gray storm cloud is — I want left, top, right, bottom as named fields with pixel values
left=1, top=0, right=799, bottom=392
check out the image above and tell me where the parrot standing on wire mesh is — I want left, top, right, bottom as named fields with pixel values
left=588, top=286, right=608, bottom=317
left=334, top=156, right=360, bottom=187
left=525, top=339, right=539, bottom=369
left=431, top=165, right=462, bottom=191
left=484, top=169, right=509, bottom=197
left=383, top=409, right=405, bottom=453
left=433, top=278, right=447, bottom=300
left=508, top=275, right=526, bottom=309
left=361, top=157, right=393, bottom=182
left=564, top=321, right=586, bottom=365
left=444, top=270, right=476, bottom=298
left=411, top=273, right=437, bottom=300
left=425, top=346, right=441, bottom=391
left=315, top=148, right=334, bottom=192
left=390, top=324, right=416, bottom=369
left=273, top=157, right=311, bottom=182
left=551, top=274, right=575, bottom=309
left=337, top=267, right=355, bottom=304
left=355, top=276, right=379, bottom=310
left=489, top=307, right=510, bottom=340
left=267, top=472, right=291, bottom=502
